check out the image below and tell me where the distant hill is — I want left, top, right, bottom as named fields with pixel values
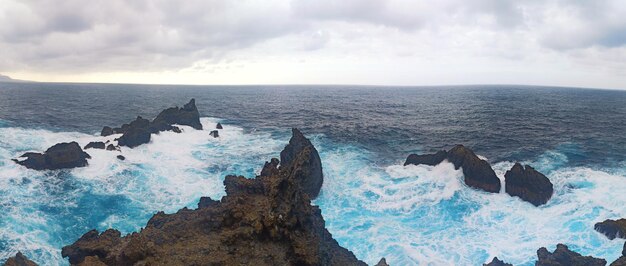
left=0, top=74, right=30, bottom=83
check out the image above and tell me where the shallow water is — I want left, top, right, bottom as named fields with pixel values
left=1, top=82, right=626, bottom=265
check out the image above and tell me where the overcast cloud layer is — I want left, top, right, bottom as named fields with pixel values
left=0, top=0, right=625, bottom=88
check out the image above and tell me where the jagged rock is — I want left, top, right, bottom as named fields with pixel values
left=610, top=242, right=626, bottom=266
left=375, top=257, right=389, bottom=266
left=260, top=158, right=280, bottom=177
left=483, top=257, right=512, bottom=266
left=117, top=116, right=151, bottom=148
left=536, top=244, right=606, bottom=266
left=116, top=155, right=125, bottom=161
left=84, top=142, right=105, bottom=150
left=595, top=219, right=626, bottom=240
left=404, top=150, right=447, bottom=166
left=151, top=99, right=202, bottom=130
left=100, top=126, right=114, bottom=137
left=13, top=142, right=91, bottom=170
left=105, top=144, right=118, bottom=151
left=171, top=126, right=182, bottom=133
left=505, top=163, right=553, bottom=206
left=62, top=129, right=363, bottom=266
left=3, top=252, right=38, bottom=266
left=76, top=256, right=106, bottom=266
left=216, top=122, right=223, bottom=129
left=280, top=128, right=324, bottom=199
left=404, top=145, right=500, bottom=193
left=209, top=130, right=219, bottom=138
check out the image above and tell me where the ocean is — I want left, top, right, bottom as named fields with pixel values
left=1, top=82, right=626, bottom=265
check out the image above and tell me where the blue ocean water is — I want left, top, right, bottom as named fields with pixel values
left=1, top=82, right=626, bottom=265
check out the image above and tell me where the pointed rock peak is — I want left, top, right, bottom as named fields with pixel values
left=279, top=128, right=323, bottom=199
left=183, top=98, right=197, bottom=111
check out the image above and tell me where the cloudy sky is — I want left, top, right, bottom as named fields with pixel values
left=0, top=0, right=625, bottom=89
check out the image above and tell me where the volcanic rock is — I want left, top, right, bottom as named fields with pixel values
left=151, top=99, right=202, bottom=130
left=536, top=244, right=606, bottom=266
left=3, top=252, right=38, bottom=266
left=100, top=126, right=114, bottom=137
left=484, top=257, right=512, bottom=266
left=404, top=150, right=447, bottom=166
left=62, top=129, right=364, bottom=266
left=105, top=144, right=118, bottom=151
left=260, top=158, right=280, bottom=177
left=404, top=145, right=500, bottom=193
left=595, top=219, right=626, bottom=240
left=116, top=116, right=151, bottom=148
left=13, top=142, right=91, bottom=170
left=171, top=126, right=182, bottom=133
left=280, top=128, right=324, bottom=199
left=84, top=142, right=105, bottom=150
left=116, top=155, right=125, bottom=161
left=209, top=130, right=219, bottom=138
left=375, top=258, right=389, bottom=266
left=505, top=163, right=553, bottom=206
left=216, top=122, right=223, bottom=129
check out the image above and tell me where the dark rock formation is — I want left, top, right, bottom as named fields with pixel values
left=116, top=155, right=125, bottom=161
left=84, top=142, right=105, bottom=150
left=116, top=117, right=151, bottom=148
left=100, top=126, right=114, bottom=137
left=2, top=252, right=38, bottom=266
left=610, top=242, right=626, bottom=266
left=62, top=129, right=364, bottom=266
left=280, top=128, right=324, bottom=199
left=209, top=130, right=219, bottom=138
left=260, top=158, right=280, bottom=177
left=404, top=150, right=447, bottom=166
left=216, top=122, right=223, bottom=129
left=536, top=244, right=606, bottom=266
left=595, top=219, right=626, bottom=240
left=13, top=142, right=91, bottom=170
left=404, top=145, right=500, bottom=193
left=505, top=163, right=553, bottom=206
left=375, top=258, right=389, bottom=266
left=151, top=99, right=202, bottom=130
left=100, top=99, right=201, bottom=147
left=483, top=257, right=512, bottom=266
left=105, top=144, right=118, bottom=151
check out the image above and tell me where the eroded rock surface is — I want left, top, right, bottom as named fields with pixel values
left=505, top=163, right=553, bottom=206
left=62, top=129, right=364, bottom=266
left=13, top=142, right=90, bottom=170
left=483, top=257, right=512, bottom=266
left=595, top=219, right=626, bottom=240
left=536, top=244, right=606, bottom=266
left=280, top=128, right=323, bottom=199
left=2, top=252, right=38, bottom=266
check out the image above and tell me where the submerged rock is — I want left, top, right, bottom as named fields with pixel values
left=209, top=130, right=219, bottom=138
left=595, top=219, right=626, bottom=240
left=483, top=257, right=512, bottom=266
left=62, top=129, right=364, bottom=265
left=13, top=142, right=91, bottom=170
left=404, top=145, right=500, bottom=193
left=280, top=128, right=324, bottom=199
left=536, top=244, right=606, bottom=266
left=84, top=141, right=105, bottom=150
left=116, top=116, right=151, bottom=148
left=216, top=122, right=223, bottom=129
left=505, top=163, right=553, bottom=206
left=3, top=252, right=38, bottom=266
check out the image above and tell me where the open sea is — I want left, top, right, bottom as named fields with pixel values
left=1, top=82, right=626, bottom=265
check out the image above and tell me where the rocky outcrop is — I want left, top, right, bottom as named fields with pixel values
left=216, top=122, right=223, bottom=129
left=209, top=130, right=219, bottom=138
left=116, top=117, right=151, bottom=148
left=105, top=144, right=118, bottom=151
left=84, top=142, right=105, bottom=150
left=505, top=163, right=553, bottom=206
left=2, top=252, right=38, bottom=266
left=100, top=99, right=202, bottom=147
left=280, top=128, right=324, bottom=199
left=260, top=158, right=280, bottom=177
left=483, top=257, right=512, bottom=266
left=595, top=219, right=626, bottom=240
left=375, top=258, right=389, bottom=266
left=116, top=155, right=125, bottom=161
left=404, top=145, right=500, bottom=193
left=13, top=142, right=91, bottom=170
left=404, top=150, right=447, bottom=166
left=62, top=129, right=364, bottom=266
left=536, top=244, right=606, bottom=266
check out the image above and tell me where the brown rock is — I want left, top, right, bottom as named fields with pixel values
left=3, top=252, right=38, bottom=266
left=280, top=128, right=323, bottom=199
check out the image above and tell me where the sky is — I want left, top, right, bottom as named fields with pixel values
left=0, top=0, right=625, bottom=89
